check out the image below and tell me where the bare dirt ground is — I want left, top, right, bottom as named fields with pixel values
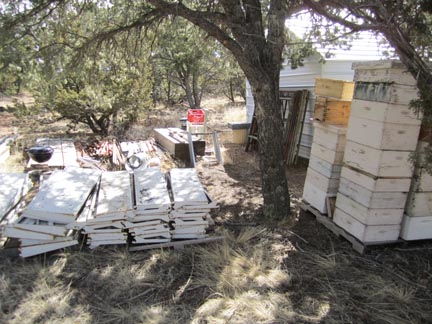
left=0, top=96, right=432, bottom=324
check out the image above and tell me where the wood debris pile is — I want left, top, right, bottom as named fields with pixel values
left=1, top=167, right=217, bottom=257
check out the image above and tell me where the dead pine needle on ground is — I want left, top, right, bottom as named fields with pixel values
left=0, top=96, right=432, bottom=324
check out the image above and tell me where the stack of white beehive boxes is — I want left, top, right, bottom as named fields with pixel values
left=401, top=140, right=432, bottom=240
left=303, top=78, right=354, bottom=214
left=334, top=60, right=422, bottom=243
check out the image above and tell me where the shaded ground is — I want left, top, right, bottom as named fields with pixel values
left=1, top=97, right=432, bottom=323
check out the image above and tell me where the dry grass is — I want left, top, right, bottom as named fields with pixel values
left=0, top=228, right=295, bottom=324
left=3, top=222, right=430, bottom=324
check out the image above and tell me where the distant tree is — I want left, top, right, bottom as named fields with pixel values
left=218, top=49, right=246, bottom=103
left=34, top=50, right=153, bottom=136
left=1, top=1, right=154, bottom=136
left=152, top=18, right=224, bottom=108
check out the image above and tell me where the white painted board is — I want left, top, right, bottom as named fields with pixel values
left=20, top=240, right=78, bottom=258
left=405, top=191, right=432, bottom=217
left=350, top=100, right=421, bottom=125
left=170, top=168, right=209, bottom=205
left=305, top=167, right=340, bottom=194
left=335, top=192, right=404, bottom=225
left=134, top=168, right=171, bottom=209
left=343, top=140, right=413, bottom=177
left=130, top=214, right=170, bottom=222
left=133, top=237, right=171, bottom=244
left=339, top=177, right=408, bottom=209
left=13, top=224, right=66, bottom=236
left=21, top=237, right=75, bottom=247
left=23, top=168, right=101, bottom=222
left=173, top=218, right=209, bottom=227
left=0, top=173, right=28, bottom=220
left=334, top=208, right=401, bottom=243
left=341, top=166, right=411, bottom=193
left=400, top=215, right=432, bottom=240
left=352, top=61, right=417, bottom=86
left=310, top=142, right=344, bottom=165
left=346, top=116, right=420, bottom=151
left=5, top=227, right=55, bottom=240
left=308, top=154, right=342, bottom=179
left=302, top=181, right=335, bottom=214
left=411, top=167, right=432, bottom=193
left=87, top=233, right=127, bottom=240
left=88, top=239, right=127, bottom=248
left=353, top=82, right=419, bottom=106
left=95, top=171, right=133, bottom=216
left=312, top=122, right=347, bottom=152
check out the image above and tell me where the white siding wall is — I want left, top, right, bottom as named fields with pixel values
left=321, top=60, right=355, bottom=81
left=280, top=55, right=322, bottom=88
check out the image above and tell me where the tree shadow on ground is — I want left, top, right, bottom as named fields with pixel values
left=281, top=210, right=432, bottom=323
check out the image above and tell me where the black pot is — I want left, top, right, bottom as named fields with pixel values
left=27, top=145, right=54, bottom=163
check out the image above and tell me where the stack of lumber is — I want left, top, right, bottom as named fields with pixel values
left=0, top=173, right=31, bottom=226
left=303, top=78, right=353, bottom=214
left=303, top=122, right=347, bottom=214
left=130, top=168, right=172, bottom=244
left=27, top=138, right=79, bottom=170
left=401, top=141, right=432, bottom=240
left=4, top=167, right=101, bottom=257
left=334, top=60, right=422, bottom=243
left=79, top=171, right=132, bottom=248
left=169, top=168, right=217, bottom=239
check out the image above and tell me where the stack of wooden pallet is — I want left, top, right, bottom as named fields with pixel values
left=303, top=78, right=354, bottom=214
left=79, top=171, right=132, bottom=248
left=401, top=141, right=432, bottom=240
left=334, top=61, right=422, bottom=243
left=130, top=168, right=172, bottom=244
left=169, top=168, right=217, bottom=239
left=4, top=167, right=101, bottom=257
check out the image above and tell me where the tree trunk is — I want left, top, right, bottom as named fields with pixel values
left=250, top=73, right=290, bottom=218
left=192, top=70, right=201, bottom=108
left=183, top=75, right=197, bottom=108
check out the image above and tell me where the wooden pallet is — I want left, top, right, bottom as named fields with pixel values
left=299, top=201, right=401, bottom=254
